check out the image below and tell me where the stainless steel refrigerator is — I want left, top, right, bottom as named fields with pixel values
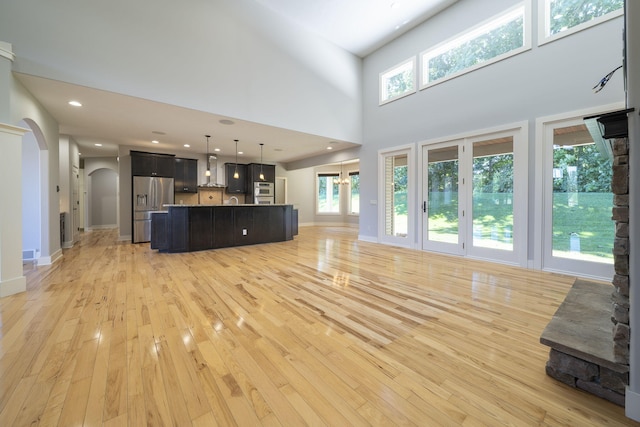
left=133, top=176, right=174, bottom=243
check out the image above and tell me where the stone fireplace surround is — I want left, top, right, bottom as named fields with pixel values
left=540, top=137, right=630, bottom=406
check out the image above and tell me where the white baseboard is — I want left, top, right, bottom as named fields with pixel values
left=0, top=275, right=26, bottom=297
left=626, top=387, right=640, bottom=421
left=39, top=248, right=63, bottom=266
left=119, top=234, right=132, bottom=242
left=358, top=234, right=378, bottom=243
left=87, top=224, right=118, bottom=230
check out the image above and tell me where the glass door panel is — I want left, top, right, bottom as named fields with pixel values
left=423, top=142, right=463, bottom=254
left=471, top=137, right=514, bottom=251
left=551, top=124, right=613, bottom=264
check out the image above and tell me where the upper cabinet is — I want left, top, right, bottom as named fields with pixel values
left=175, top=158, right=198, bottom=193
left=131, top=151, right=175, bottom=177
left=247, top=163, right=275, bottom=183
left=225, top=163, right=248, bottom=193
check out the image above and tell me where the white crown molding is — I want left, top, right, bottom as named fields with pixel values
left=0, top=41, right=15, bottom=61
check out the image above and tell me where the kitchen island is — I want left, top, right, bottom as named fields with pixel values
left=150, top=204, right=297, bottom=252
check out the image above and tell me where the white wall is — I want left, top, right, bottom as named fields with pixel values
left=10, top=75, right=60, bottom=262
left=358, top=0, right=625, bottom=248
left=89, top=169, right=118, bottom=228
left=21, top=129, right=40, bottom=255
left=0, top=0, right=362, bottom=145
left=84, top=157, right=119, bottom=230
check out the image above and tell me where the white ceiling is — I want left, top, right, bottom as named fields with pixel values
left=256, top=0, right=458, bottom=57
left=16, top=0, right=457, bottom=164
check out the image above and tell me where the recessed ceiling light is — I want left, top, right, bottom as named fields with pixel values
left=152, top=140, right=159, bottom=144
left=94, top=143, right=102, bottom=147
left=152, top=130, right=166, bottom=135
left=327, top=146, right=333, bottom=150
left=68, top=100, right=82, bottom=107
left=184, top=144, right=190, bottom=148
left=238, top=151, right=243, bottom=155
left=214, top=148, right=221, bottom=152
left=219, top=119, right=235, bottom=125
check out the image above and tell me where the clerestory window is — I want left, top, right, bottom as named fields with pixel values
left=420, top=3, right=530, bottom=89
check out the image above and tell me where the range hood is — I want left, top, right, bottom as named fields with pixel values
left=584, top=108, right=635, bottom=160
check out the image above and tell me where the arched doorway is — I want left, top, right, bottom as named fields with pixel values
left=20, top=118, right=51, bottom=265
left=87, top=168, right=118, bottom=230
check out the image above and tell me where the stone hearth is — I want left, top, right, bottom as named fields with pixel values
left=540, top=137, right=631, bottom=406
left=540, top=280, right=628, bottom=405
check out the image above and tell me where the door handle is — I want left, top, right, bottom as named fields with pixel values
left=423, top=201, right=426, bottom=213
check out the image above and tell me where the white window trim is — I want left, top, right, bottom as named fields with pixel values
left=417, top=121, right=529, bottom=268
left=378, top=144, right=416, bottom=248
left=315, top=172, right=342, bottom=216
left=379, top=56, right=417, bottom=105
left=420, top=1, right=532, bottom=90
left=533, top=102, right=624, bottom=280
left=538, top=0, right=623, bottom=46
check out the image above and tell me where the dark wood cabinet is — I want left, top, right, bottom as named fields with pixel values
left=131, top=151, right=175, bottom=177
left=175, top=158, right=198, bottom=193
left=246, top=163, right=276, bottom=201
left=247, top=163, right=275, bottom=183
left=213, top=207, right=235, bottom=248
left=151, top=205, right=294, bottom=252
left=150, top=212, right=169, bottom=250
left=188, top=207, right=212, bottom=251
left=225, top=163, right=247, bottom=193
left=168, top=207, right=189, bottom=252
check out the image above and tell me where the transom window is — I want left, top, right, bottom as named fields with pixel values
left=421, top=3, right=530, bottom=88
left=539, top=0, right=623, bottom=44
left=379, top=57, right=416, bottom=105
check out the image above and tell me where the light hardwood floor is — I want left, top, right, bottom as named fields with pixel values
left=0, top=226, right=636, bottom=426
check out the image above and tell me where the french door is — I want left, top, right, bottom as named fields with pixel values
left=422, top=124, right=527, bottom=266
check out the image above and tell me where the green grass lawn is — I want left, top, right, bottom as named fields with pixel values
left=552, top=192, right=613, bottom=260
left=426, top=192, right=614, bottom=260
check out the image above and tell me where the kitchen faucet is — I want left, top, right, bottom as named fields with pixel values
left=229, top=196, right=239, bottom=205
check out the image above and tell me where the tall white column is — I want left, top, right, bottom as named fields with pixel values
left=0, top=124, right=29, bottom=297
left=0, top=42, right=29, bottom=297
left=626, top=0, right=640, bottom=421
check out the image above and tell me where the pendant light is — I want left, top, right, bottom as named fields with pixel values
left=259, top=143, right=265, bottom=181
left=333, top=161, right=349, bottom=185
left=233, top=139, right=239, bottom=179
left=205, top=135, right=211, bottom=177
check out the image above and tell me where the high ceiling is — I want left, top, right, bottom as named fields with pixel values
left=256, top=0, right=458, bottom=57
left=15, top=0, right=457, bottom=164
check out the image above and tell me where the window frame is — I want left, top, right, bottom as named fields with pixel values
left=419, top=2, right=531, bottom=90
left=378, top=144, right=416, bottom=248
left=316, top=172, right=341, bottom=215
left=348, top=171, right=360, bottom=216
left=538, top=0, right=623, bottom=46
left=379, top=56, right=417, bottom=105
left=533, top=103, right=624, bottom=280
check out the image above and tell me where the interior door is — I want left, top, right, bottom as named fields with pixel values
left=422, top=141, right=464, bottom=255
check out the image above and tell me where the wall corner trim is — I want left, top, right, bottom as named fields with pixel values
left=0, top=42, right=15, bottom=61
